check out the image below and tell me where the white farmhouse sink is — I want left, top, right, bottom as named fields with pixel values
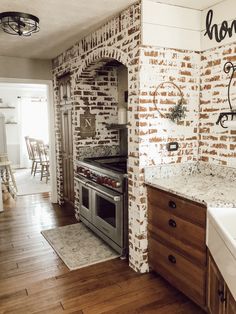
left=207, top=207, right=236, bottom=300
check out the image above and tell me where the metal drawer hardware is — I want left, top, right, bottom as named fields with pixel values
left=168, top=200, right=176, bottom=209
left=168, top=219, right=177, bottom=228
left=168, top=254, right=176, bottom=264
left=218, top=289, right=226, bottom=303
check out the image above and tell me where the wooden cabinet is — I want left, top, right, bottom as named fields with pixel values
left=208, top=252, right=225, bottom=314
left=208, top=253, right=236, bottom=314
left=58, top=73, right=74, bottom=205
left=61, top=108, right=74, bottom=204
left=147, top=186, right=207, bottom=309
left=227, top=290, right=236, bottom=314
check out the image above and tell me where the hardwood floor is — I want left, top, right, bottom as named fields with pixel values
left=0, top=193, right=205, bottom=313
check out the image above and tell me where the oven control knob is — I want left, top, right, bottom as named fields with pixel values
left=107, top=178, right=112, bottom=186
left=111, top=180, right=117, bottom=188
left=84, top=169, right=90, bottom=177
left=104, top=177, right=109, bottom=184
left=115, top=181, right=121, bottom=188
left=96, top=176, right=101, bottom=183
left=78, top=167, right=84, bottom=173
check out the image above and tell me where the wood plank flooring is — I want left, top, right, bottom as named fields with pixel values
left=0, top=193, right=205, bottom=313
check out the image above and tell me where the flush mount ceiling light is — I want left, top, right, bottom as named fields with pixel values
left=0, top=11, right=39, bottom=36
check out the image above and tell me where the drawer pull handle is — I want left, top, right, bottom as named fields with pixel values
left=218, top=290, right=226, bottom=303
left=168, top=255, right=176, bottom=264
left=168, top=200, right=176, bottom=209
left=168, top=219, right=177, bottom=228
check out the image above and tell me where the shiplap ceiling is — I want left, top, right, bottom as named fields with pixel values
left=0, top=0, right=226, bottom=60
left=151, top=0, right=225, bottom=10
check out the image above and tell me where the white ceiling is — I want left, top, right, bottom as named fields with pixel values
left=0, top=82, right=47, bottom=91
left=0, top=0, right=226, bottom=60
left=0, top=0, right=137, bottom=60
left=151, top=0, right=225, bottom=10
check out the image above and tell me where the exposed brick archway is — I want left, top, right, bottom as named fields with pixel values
left=70, top=47, right=130, bottom=238
left=52, top=2, right=147, bottom=273
left=76, top=47, right=130, bottom=81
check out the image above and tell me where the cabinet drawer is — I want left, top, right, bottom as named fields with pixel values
left=148, top=205, right=206, bottom=264
left=149, top=237, right=206, bottom=307
left=148, top=225, right=206, bottom=266
left=148, top=186, right=206, bottom=227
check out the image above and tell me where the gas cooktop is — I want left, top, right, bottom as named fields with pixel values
left=84, top=155, right=127, bottom=174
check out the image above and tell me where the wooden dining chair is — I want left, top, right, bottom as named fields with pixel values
left=36, top=140, right=50, bottom=183
left=25, top=136, right=34, bottom=174
left=0, top=154, right=17, bottom=199
left=28, top=138, right=41, bottom=176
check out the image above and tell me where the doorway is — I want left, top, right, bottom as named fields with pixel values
left=0, top=78, right=57, bottom=203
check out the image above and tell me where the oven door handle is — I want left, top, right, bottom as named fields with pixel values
left=76, top=176, right=121, bottom=202
left=76, top=177, right=88, bottom=185
left=86, top=182, right=121, bottom=202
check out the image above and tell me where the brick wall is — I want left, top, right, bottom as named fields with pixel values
left=200, top=43, right=236, bottom=168
left=52, top=0, right=236, bottom=273
left=139, top=47, right=200, bottom=166
left=73, top=62, right=121, bottom=212
left=52, top=2, right=144, bottom=272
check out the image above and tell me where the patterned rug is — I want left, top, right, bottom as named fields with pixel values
left=41, top=223, right=119, bottom=270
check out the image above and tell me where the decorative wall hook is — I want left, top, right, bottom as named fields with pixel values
left=153, top=81, right=187, bottom=123
left=216, top=61, right=236, bottom=128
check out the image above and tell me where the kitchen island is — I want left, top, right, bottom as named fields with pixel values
left=145, top=162, right=236, bottom=313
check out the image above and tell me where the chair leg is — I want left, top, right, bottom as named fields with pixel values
left=40, top=165, right=44, bottom=181
left=34, top=162, right=38, bottom=177
left=31, top=161, right=35, bottom=175
left=8, top=165, right=17, bottom=192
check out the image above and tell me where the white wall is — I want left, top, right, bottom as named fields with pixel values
left=142, top=0, right=201, bottom=51
left=0, top=56, right=52, bottom=80
left=201, top=0, right=236, bottom=50
left=0, top=84, right=47, bottom=167
left=142, top=0, right=236, bottom=52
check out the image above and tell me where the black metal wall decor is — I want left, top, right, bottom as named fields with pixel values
left=80, top=107, right=96, bottom=138
left=153, top=81, right=187, bottom=123
left=216, top=61, right=236, bottom=128
left=204, top=10, right=236, bottom=43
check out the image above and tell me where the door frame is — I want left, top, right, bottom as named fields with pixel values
left=0, top=77, right=57, bottom=203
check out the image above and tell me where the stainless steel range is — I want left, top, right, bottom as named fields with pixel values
left=75, top=156, right=128, bottom=256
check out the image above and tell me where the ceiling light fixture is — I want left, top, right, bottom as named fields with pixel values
left=0, top=11, right=39, bottom=36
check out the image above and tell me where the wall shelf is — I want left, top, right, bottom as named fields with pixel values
left=0, top=106, right=16, bottom=109
left=105, top=123, right=130, bottom=130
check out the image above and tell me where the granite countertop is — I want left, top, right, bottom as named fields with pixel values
left=144, top=162, right=236, bottom=208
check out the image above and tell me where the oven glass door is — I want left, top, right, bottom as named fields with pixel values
left=92, top=188, right=123, bottom=246
left=79, top=182, right=92, bottom=221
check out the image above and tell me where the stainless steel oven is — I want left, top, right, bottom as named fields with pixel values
left=75, top=156, right=127, bottom=256
left=92, top=183, right=123, bottom=247
left=79, top=181, right=92, bottom=221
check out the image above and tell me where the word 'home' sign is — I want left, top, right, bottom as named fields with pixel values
left=204, top=9, right=236, bottom=43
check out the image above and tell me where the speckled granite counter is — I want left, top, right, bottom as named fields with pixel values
left=144, top=162, right=236, bottom=208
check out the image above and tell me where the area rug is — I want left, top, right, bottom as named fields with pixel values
left=14, top=168, right=51, bottom=196
left=41, top=223, right=119, bottom=270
